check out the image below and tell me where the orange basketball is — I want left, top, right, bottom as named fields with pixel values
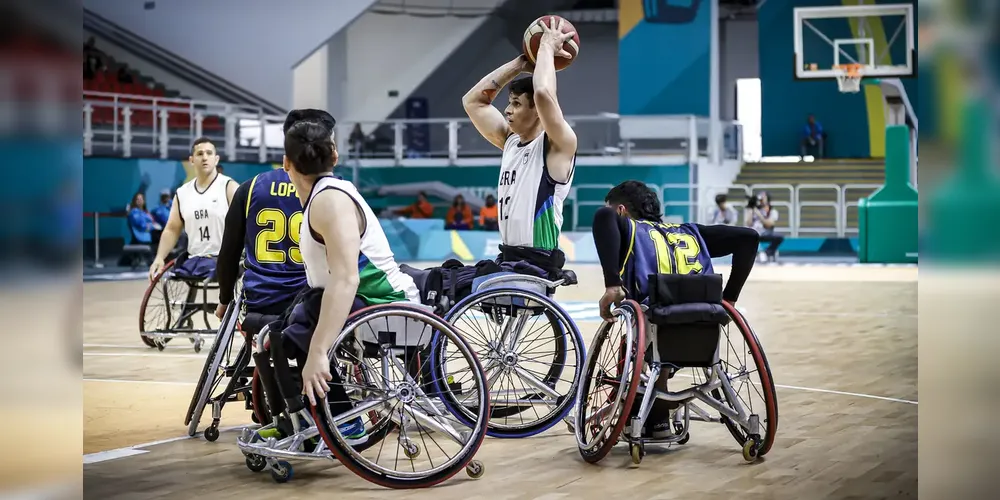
left=522, top=15, right=581, bottom=71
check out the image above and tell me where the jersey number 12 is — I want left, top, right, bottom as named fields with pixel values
left=498, top=196, right=511, bottom=221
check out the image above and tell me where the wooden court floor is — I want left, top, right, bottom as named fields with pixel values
left=83, top=263, right=917, bottom=499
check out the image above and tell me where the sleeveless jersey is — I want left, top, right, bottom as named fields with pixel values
left=241, top=169, right=308, bottom=311
left=621, top=219, right=715, bottom=305
left=299, top=176, right=419, bottom=305
left=175, top=173, right=233, bottom=257
left=497, top=132, right=575, bottom=250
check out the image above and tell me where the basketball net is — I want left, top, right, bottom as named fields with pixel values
left=834, top=64, right=864, bottom=93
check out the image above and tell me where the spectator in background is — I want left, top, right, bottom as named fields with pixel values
left=151, top=188, right=172, bottom=227
left=709, top=193, right=739, bottom=225
left=117, top=64, right=134, bottom=84
left=126, top=192, right=160, bottom=245
left=393, top=191, right=434, bottom=219
left=349, top=124, right=366, bottom=158
left=744, top=191, right=783, bottom=262
left=445, top=194, right=473, bottom=230
left=801, top=114, right=825, bottom=159
left=83, top=36, right=105, bottom=79
left=479, top=194, right=499, bottom=230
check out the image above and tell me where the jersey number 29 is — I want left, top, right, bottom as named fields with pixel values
left=255, top=209, right=303, bottom=264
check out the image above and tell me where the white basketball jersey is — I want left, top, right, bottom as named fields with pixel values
left=497, top=132, right=574, bottom=250
left=300, top=176, right=419, bottom=305
left=175, top=173, right=233, bottom=257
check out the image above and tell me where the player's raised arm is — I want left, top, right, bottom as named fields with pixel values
left=532, top=16, right=578, bottom=183
left=462, top=55, right=532, bottom=149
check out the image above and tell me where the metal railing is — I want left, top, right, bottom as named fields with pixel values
left=564, top=182, right=881, bottom=237
left=82, top=91, right=744, bottom=164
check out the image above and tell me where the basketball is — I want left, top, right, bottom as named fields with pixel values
left=522, top=15, right=580, bottom=71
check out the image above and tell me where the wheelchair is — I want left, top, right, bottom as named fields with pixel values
left=237, top=298, right=491, bottom=489
left=138, top=253, right=221, bottom=352
left=427, top=269, right=587, bottom=439
left=573, top=273, right=778, bottom=465
left=184, top=289, right=273, bottom=441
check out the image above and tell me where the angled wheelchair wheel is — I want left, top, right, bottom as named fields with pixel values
left=138, top=259, right=185, bottom=348
left=575, top=300, right=646, bottom=463
left=185, top=297, right=242, bottom=436
left=442, top=287, right=585, bottom=438
left=710, top=301, right=778, bottom=458
left=312, top=303, right=490, bottom=489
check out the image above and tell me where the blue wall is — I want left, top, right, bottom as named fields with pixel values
left=618, top=0, right=711, bottom=115
left=758, top=0, right=917, bottom=158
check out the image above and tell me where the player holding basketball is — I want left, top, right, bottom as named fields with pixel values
left=148, top=138, right=237, bottom=280
left=462, top=17, right=578, bottom=270
left=592, top=180, right=760, bottom=438
left=277, top=119, right=420, bottom=418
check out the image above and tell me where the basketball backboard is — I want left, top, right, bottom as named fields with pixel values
left=794, top=3, right=914, bottom=80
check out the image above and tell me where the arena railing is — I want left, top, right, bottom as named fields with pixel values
left=82, top=92, right=743, bottom=164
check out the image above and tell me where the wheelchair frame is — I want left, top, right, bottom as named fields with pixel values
left=574, top=299, right=778, bottom=465
left=138, top=257, right=220, bottom=352
left=184, top=293, right=261, bottom=441
left=237, top=302, right=491, bottom=488
left=440, top=272, right=586, bottom=438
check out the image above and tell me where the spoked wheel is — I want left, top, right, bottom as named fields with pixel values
left=574, top=300, right=646, bottom=464
left=442, top=287, right=585, bottom=438
left=312, top=303, right=490, bottom=489
left=138, top=259, right=185, bottom=348
left=710, top=301, right=778, bottom=458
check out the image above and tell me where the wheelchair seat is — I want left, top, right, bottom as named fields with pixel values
left=242, top=313, right=283, bottom=339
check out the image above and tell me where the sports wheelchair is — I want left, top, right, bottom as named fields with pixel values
left=403, top=265, right=587, bottom=439
left=237, top=296, right=491, bottom=489
left=573, top=273, right=778, bottom=465
left=184, top=291, right=272, bottom=441
left=139, top=253, right=221, bottom=352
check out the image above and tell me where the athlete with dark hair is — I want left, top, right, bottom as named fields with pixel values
left=592, top=180, right=760, bottom=438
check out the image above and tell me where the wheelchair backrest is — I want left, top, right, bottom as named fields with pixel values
left=648, top=273, right=724, bottom=307
left=353, top=303, right=437, bottom=349
left=472, top=272, right=557, bottom=297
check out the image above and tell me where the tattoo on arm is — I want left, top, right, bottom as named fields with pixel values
left=482, top=79, right=500, bottom=101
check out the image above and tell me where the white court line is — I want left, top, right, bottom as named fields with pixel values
left=672, top=372, right=917, bottom=405
left=83, top=425, right=246, bottom=465
left=84, top=352, right=206, bottom=359
left=84, top=377, right=194, bottom=386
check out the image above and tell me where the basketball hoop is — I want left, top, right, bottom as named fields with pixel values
left=834, top=64, right=864, bottom=93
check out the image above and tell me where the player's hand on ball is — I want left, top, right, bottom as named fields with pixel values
left=301, top=354, right=333, bottom=407
left=538, top=16, right=576, bottom=59
left=599, top=286, right=626, bottom=322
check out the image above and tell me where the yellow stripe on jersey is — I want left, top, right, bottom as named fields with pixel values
left=619, top=218, right=636, bottom=278
left=245, top=175, right=259, bottom=217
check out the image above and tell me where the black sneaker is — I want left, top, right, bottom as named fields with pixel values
left=649, top=421, right=673, bottom=439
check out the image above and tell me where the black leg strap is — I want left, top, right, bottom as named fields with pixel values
left=268, top=327, right=305, bottom=415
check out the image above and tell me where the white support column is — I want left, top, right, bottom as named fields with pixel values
left=393, top=122, right=404, bottom=163
left=257, top=112, right=267, bottom=164
left=447, top=121, right=459, bottom=164
left=225, top=114, right=237, bottom=162
left=194, top=112, right=205, bottom=139
left=83, top=103, right=93, bottom=156
left=708, top=0, right=720, bottom=166
left=158, top=109, right=170, bottom=159
left=121, top=107, right=133, bottom=158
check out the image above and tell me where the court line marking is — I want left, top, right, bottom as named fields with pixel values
left=672, top=372, right=917, bottom=405
left=84, top=352, right=207, bottom=359
left=83, top=425, right=245, bottom=465
left=84, top=378, right=194, bottom=386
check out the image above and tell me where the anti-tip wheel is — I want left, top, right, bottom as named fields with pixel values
left=270, top=460, right=293, bottom=483
left=204, top=425, right=220, bottom=442
left=742, top=437, right=760, bottom=462
left=674, top=422, right=690, bottom=445
left=630, top=443, right=643, bottom=465
left=466, top=460, right=485, bottom=479
left=245, top=454, right=267, bottom=473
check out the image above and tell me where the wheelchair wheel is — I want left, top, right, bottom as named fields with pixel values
left=184, top=298, right=242, bottom=436
left=574, top=300, right=646, bottom=463
left=442, top=287, right=585, bottom=438
left=711, top=301, right=778, bottom=457
left=139, top=259, right=214, bottom=348
left=250, top=367, right=271, bottom=427
left=312, top=303, right=490, bottom=489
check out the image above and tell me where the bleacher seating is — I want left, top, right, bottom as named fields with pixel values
left=83, top=46, right=223, bottom=132
left=727, top=159, right=885, bottom=236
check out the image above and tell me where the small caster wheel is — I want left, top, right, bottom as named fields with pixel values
left=466, top=460, right=485, bottom=479
left=403, top=441, right=421, bottom=459
left=630, top=443, right=644, bottom=465
left=245, top=454, right=267, bottom=472
left=156, top=342, right=165, bottom=352
left=742, top=437, right=759, bottom=462
left=204, top=425, right=220, bottom=442
left=270, top=460, right=293, bottom=483
left=566, top=422, right=575, bottom=434
left=250, top=411, right=260, bottom=424
left=673, top=423, right=689, bottom=445
left=194, top=342, right=202, bottom=353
